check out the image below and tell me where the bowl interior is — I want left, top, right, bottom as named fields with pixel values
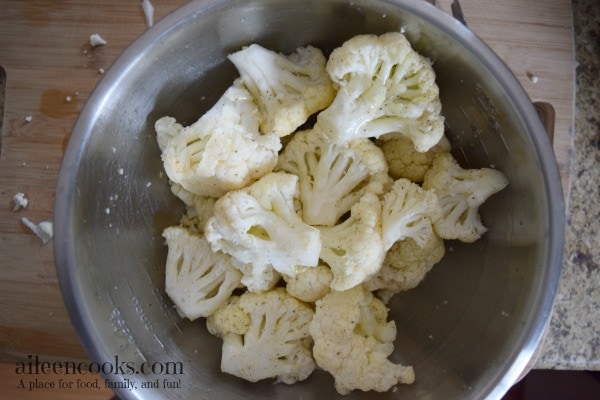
left=55, top=0, right=564, bottom=399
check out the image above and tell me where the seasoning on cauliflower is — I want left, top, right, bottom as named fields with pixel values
left=316, top=32, right=444, bottom=152
left=155, top=79, right=281, bottom=198
left=310, top=285, right=415, bottom=395
left=277, top=127, right=390, bottom=226
left=365, top=233, right=445, bottom=303
left=377, top=133, right=451, bottom=182
left=155, top=35, right=512, bottom=395
left=319, top=192, right=386, bottom=291
left=423, top=153, right=509, bottom=243
left=206, top=288, right=316, bottom=384
left=163, top=226, right=242, bottom=320
left=381, top=178, right=442, bottom=251
left=205, top=172, right=322, bottom=291
left=228, top=44, right=335, bottom=137
left=284, top=264, right=333, bottom=303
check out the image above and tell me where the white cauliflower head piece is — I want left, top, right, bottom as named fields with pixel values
left=316, top=32, right=444, bottom=151
left=309, top=285, right=415, bottom=395
left=284, top=263, right=333, bottom=303
left=163, top=226, right=242, bottom=320
left=277, top=127, right=390, bottom=226
left=205, top=172, right=322, bottom=291
left=377, top=133, right=451, bottom=182
left=365, top=233, right=445, bottom=302
left=381, top=178, right=442, bottom=251
left=155, top=79, right=281, bottom=198
left=206, top=288, right=316, bottom=384
left=318, top=192, right=386, bottom=291
left=423, top=153, right=509, bottom=242
left=228, top=44, right=335, bottom=137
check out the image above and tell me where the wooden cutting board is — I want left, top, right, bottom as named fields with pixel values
left=0, top=0, right=574, bottom=367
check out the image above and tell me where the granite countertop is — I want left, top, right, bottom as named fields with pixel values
left=534, top=0, right=600, bottom=370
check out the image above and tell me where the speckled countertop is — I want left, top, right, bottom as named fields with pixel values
left=534, top=0, right=600, bottom=370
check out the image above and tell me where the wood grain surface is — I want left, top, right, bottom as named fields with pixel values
left=0, top=1, right=574, bottom=395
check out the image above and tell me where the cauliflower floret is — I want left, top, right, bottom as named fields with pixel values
left=423, top=153, right=509, bottom=242
left=168, top=182, right=198, bottom=207
left=205, top=172, right=321, bottom=291
left=163, top=226, right=242, bottom=320
left=155, top=79, right=281, bottom=198
left=316, top=32, right=444, bottom=151
left=377, top=133, right=451, bottom=182
left=319, top=192, right=385, bottom=291
left=365, top=234, right=445, bottom=303
left=381, top=178, right=442, bottom=251
left=277, top=127, right=390, bottom=226
left=229, top=259, right=282, bottom=294
left=169, top=183, right=217, bottom=234
left=310, top=285, right=415, bottom=395
left=228, top=44, right=335, bottom=137
left=178, top=197, right=217, bottom=235
left=206, top=288, right=316, bottom=384
left=284, top=264, right=333, bottom=303
left=205, top=296, right=250, bottom=336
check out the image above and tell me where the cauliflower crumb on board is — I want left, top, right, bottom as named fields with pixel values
left=89, top=33, right=107, bottom=47
left=155, top=32, right=509, bottom=395
left=21, top=217, right=53, bottom=244
left=12, top=192, right=28, bottom=211
left=141, top=0, right=154, bottom=28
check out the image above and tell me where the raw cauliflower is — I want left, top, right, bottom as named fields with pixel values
left=310, top=285, right=415, bottom=395
left=155, top=34, right=512, bottom=395
left=206, top=288, right=316, bottom=384
left=377, top=133, right=451, bottom=182
left=155, top=79, right=281, bottom=198
left=423, top=153, right=508, bottom=242
left=319, top=192, right=386, bottom=291
left=228, top=44, right=335, bottom=137
left=316, top=32, right=444, bottom=151
left=381, top=178, right=442, bottom=251
left=284, top=264, right=333, bottom=303
left=169, top=183, right=217, bottom=234
left=365, top=233, right=445, bottom=303
left=163, top=226, right=242, bottom=320
left=205, top=172, right=321, bottom=291
left=277, top=127, right=390, bottom=226
left=178, top=198, right=217, bottom=235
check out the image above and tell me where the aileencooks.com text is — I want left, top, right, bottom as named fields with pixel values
left=14, top=354, right=184, bottom=377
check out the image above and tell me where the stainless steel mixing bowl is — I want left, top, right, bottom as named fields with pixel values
left=54, top=0, right=565, bottom=399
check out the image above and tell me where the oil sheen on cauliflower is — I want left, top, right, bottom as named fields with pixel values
left=155, top=79, right=281, bottom=198
left=316, top=32, right=444, bottom=151
left=163, top=226, right=242, bottom=320
left=228, top=44, right=335, bottom=137
left=310, top=285, right=415, bottom=395
left=277, top=127, right=390, bottom=226
left=423, top=153, right=509, bottom=242
left=206, top=288, right=316, bottom=384
left=205, top=172, right=321, bottom=292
